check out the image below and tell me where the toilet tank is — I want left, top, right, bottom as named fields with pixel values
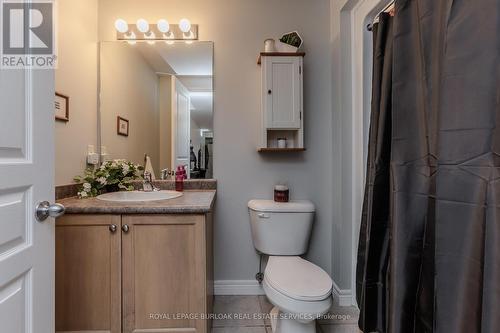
left=248, top=200, right=315, bottom=255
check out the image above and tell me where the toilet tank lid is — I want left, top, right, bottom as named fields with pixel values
left=248, top=200, right=315, bottom=213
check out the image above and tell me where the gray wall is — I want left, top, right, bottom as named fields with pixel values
left=330, top=0, right=352, bottom=292
left=98, top=0, right=334, bottom=282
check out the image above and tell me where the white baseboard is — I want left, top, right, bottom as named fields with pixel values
left=214, top=279, right=353, bottom=306
left=332, top=281, right=353, bottom=307
left=214, top=280, right=265, bottom=296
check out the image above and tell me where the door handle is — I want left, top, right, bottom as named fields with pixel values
left=109, top=224, right=118, bottom=233
left=35, top=201, right=65, bottom=222
left=258, top=213, right=270, bottom=219
left=122, top=224, right=130, bottom=233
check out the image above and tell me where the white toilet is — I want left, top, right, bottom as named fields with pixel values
left=248, top=200, right=333, bottom=333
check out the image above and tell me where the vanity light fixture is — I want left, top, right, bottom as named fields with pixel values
left=148, top=32, right=156, bottom=45
left=157, top=19, right=170, bottom=33
left=115, top=18, right=198, bottom=42
left=125, top=31, right=137, bottom=45
left=114, top=19, right=129, bottom=33
left=179, top=18, right=191, bottom=33
left=136, top=19, right=150, bottom=33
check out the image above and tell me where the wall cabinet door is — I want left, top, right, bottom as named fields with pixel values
left=122, top=214, right=207, bottom=333
left=55, top=215, right=122, bottom=333
left=263, top=56, right=302, bottom=129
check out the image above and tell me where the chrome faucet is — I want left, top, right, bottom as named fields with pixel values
left=160, top=168, right=174, bottom=180
left=142, top=171, right=159, bottom=192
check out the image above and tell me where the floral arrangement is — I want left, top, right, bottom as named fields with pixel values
left=74, top=159, right=143, bottom=198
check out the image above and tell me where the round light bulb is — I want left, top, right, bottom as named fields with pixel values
left=114, top=19, right=128, bottom=33
left=136, top=19, right=149, bottom=33
left=179, top=18, right=191, bottom=33
left=157, top=19, right=170, bottom=33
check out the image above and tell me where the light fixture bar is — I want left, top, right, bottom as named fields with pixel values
left=116, top=23, right=198, bottom=41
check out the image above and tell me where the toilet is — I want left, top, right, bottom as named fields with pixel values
left=248, top=200, right=333, bottom=333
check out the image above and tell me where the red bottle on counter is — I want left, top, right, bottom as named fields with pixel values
left=175, top=166, right=184, bottom=192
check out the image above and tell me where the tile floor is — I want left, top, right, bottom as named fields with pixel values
left=212, top=296, right=361, bottom=333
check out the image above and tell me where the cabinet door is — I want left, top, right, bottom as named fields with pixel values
left=55, top=215, right=121, bottom=333
left=122, top=215, right=206, bottom=333
left=264, top=56, right=302, bottom=129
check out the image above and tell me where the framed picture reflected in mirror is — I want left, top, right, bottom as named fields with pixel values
left=117, top=116, right=129, bottom=137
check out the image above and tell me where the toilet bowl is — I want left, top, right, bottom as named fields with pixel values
left=263, top=256, right=333, bottom=333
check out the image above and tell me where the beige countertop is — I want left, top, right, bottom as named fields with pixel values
left=57, top=190, right=216, bottom=215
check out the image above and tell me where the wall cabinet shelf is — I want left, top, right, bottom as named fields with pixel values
left=55, top=213, right=213, bottom=333
left=257, top=147, right=306, bottom=153
left=258, top=52, right=305, bottom=151
left=257, top=52, right=306, bottom=65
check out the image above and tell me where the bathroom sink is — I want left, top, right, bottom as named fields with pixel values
left=96, top=190, right=183, bottom=202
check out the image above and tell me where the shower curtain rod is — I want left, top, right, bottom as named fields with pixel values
left=367, top=1, right=395, bottom=31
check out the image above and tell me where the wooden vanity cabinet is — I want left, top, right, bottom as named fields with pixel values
left=55, top=213, right=213, bottom=333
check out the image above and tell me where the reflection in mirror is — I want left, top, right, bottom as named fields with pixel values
left=99, top=41, right=213, bottom=179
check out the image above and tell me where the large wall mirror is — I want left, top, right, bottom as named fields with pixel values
left=99, top=41, right=214, bottom=179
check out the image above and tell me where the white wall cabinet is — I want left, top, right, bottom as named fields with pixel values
left=258, top=53, right=305, bottom=152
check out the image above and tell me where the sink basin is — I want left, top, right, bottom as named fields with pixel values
left=96, top=190, right=183, bottom=202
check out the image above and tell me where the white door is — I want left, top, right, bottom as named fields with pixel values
left=171, top=77, right=191, bottom=174
left=263, top=57, right=302, bottom=129
left=0, top=43, right=56, bottom=333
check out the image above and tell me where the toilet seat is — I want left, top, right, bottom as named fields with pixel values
left=264, top=256, right=333, bottom=302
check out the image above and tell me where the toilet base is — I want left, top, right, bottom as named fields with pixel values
left=270, top=307, right=317, bottom=333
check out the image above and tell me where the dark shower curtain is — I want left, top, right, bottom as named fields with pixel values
left=356, top=12, right=393, bottom=333
left=356, top=0, right=500, bottom=332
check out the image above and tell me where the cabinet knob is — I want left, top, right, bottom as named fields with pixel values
left=122, top=224, right=130, bottom=233
left=268, top=90, right=272, bottom=95
left=109, top=224, right=117, bottom=233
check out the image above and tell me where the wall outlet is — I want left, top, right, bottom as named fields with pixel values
left=87, top=153, right=99, bottom=165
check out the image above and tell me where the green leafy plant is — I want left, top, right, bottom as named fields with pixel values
left=74, top=159, right=144, bottom=198
left=280, top=31, right=302, bottom=48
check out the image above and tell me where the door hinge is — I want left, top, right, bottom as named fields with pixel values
left=300, top=112, right=302, bottom=120
left=299, top=66, right=302, bottom=75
